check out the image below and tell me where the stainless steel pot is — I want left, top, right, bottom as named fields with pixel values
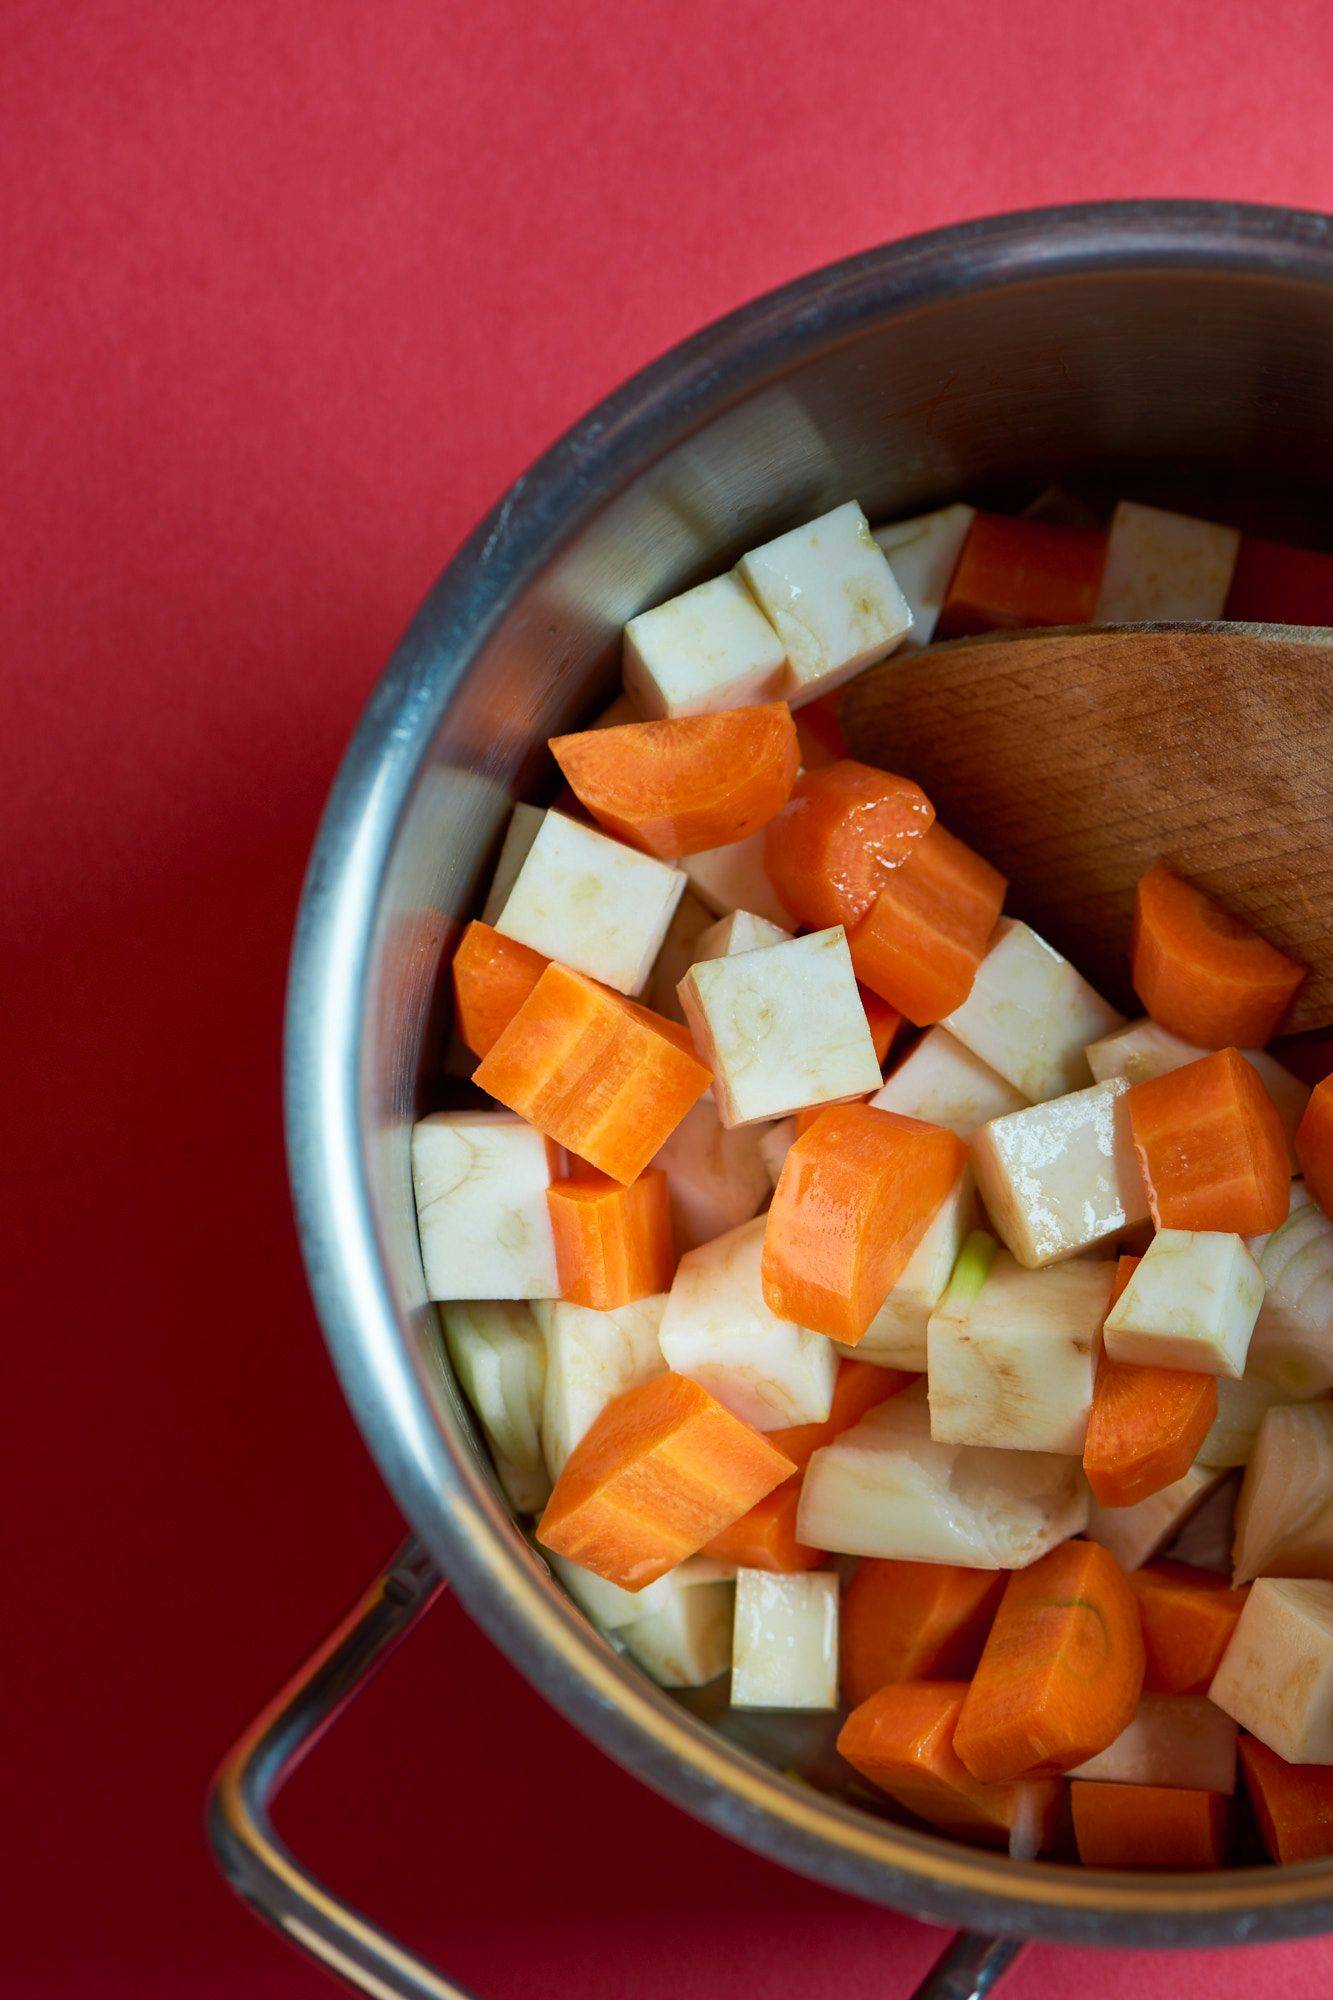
left=209, top=200, right=1333, bottom=2000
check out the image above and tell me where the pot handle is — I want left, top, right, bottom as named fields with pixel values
left=206, top=1536, right=1020, bottom=2000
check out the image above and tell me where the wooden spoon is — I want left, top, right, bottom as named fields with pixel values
left=840, top=622, right=1333, bottom=1035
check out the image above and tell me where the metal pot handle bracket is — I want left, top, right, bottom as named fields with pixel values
left=207, top=1538, right=1022, bottom=2000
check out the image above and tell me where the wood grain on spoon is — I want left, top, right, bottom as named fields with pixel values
left=840, top=623, right=1333, bottom=1035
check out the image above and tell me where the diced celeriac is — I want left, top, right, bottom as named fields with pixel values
left=441, top=1301, right=547, bottom=1485
left=658, top=1216, right=836, bottom=1430
left=541, top=1295, right=668, bottom=1478
left=623, top=570, right=788, bottom=720
left=647, top=887, right=716, bottom=1021
left=837, top=1171, right=977, bottom=1370
left=871, top=503, right=977, bottom=650
left=481, top=803, right=547, bottom=925
left=1231, top=1402, right=1333, bottom=1586
left=677, top=827, right=793, bottom=930
left=679, top=927, right=882, bottom=1128
left=651, top=1097, right=772, bottom=1252
left=1209, top=1578, right=1333, bottom=1764
left=550, top=1551, right=733, bottom=1633
left=1086, top=1462, right=1226, bottom=1571
left=693, top=908, right=792, bottom=960
left=1103, top=1230, right=1264, bottom=1378
left=738, top=501, right=913, bottom=704
left=495, top=810, right=686, bottom=996
left=1085, top=1018, right=1308, bottom=1166
left=1164, top=1475, right=1238, bottom=1574
left=928, top=1250, right=1111, bottom=1454
left=731, top=1570, right=839, bottom=1709
left=1246, top=1183, right=1333, bottom=1395
left=758, top=1116, right=797, bottom=1188
left=492, top=1448, right=551, bottom=1515
left=942, top=919, right=1124, bottom=1105
left=412, top=1112, right=560, bottom=1300
left=1094, top=500, right=1240, bottom=624
left=796, top=1383, right=1088, bottom=1567
left=1070, top=1695, right=1237, bottom=1793
left=1197, top=1371, right=1317, bottom=1468
left=620, top=1577, right=736, bottom=1687
left=970, top=1077, right=1149, bottom=1268
left=871, top=1027, right=1029, bottom=1138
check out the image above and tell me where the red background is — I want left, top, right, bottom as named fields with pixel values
left=7, top=4, right=1333, bottom=1995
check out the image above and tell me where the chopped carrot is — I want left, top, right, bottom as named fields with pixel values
left=860, top=986, right=901, bottom=1066
left=1129, top=1560, right=1249, bottom=1696
left=1085, top=1255, right=1218, bottom=1507
left=953, top=1540, right=1145, bottom=1783
left=841, top=1561, right=1004, bottom=1708
left=1238, top=1735, right=1333, bottom=1864
left=1224, top=535, right=1333, bottom=627
left=762, top=1104, right=966, bottom=1342
left=793, top=692, right=847, bottom=770
left=770, top=1358, right=914, bottom=1465
left=1295, top=1074, right=1333, bottom=1221
left=547, top=1166, right=675, bottom=1309
left=847, top=822, right=1005, bottom=1024
left=838, top=1682, right=1062, bottom=1852
left=451, top=921, right=550, bottom=1057
left=537, top=1373, right=794, bottom=1590
left=1126, top=1046, right=1290, bottom=1234
left=473, top=963, right=711, bottom=1184
left=763, top=760, right=935, bottom=930
left=1131, top=862, right=1306, bottom=1049
left=935, top=514, right=1106, bottom=639
left=1070, top=1780, right=1230, bottom=1869
left=548, top=703, right=799, bottom=859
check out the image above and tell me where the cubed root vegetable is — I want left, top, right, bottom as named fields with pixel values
left=1239, top=1734, right=1333, bottom=1863
left=935, top=513, right=1106, bottom=638
left=1208, top=1578, right=1333, bottom=1765
left=547, top=1167, right=675, bottom=1310
left=1295, top=1075, right=1333, bottom=1221
left=738, top=501, right=913, bottom=704
left=860, top=987, right=901, bottom=1066
left=762, top=1103, right=966, bottom=1342
left=1071, top=1781, right=1230, bottom=1869
left=1127, top=1047, right=1290, bottom=1236
left=622, top=570, right=788, bottom=721
left=762, top=760, right=935, bottom=931
left=1129, top=1561, right=1249, bottom=1696
left=848, top=1175, right=978, bottom=1370
left=495, top=810, right=687, bottom=997
left=848, top=822, right=1006, bottom=1025
left=971, top=1079, right=1147, bottom=1269
left=451, top=921, right=550, bottom=1057
left=731, top=1569, right=840, bottom=1709
left=840, top=1561, right=1004, bottom=1709
left=1086, top=1463, right=1227, bottom=1573
left=651, top=1097, right=771, bottom=1251
left=412, top=1112, right=560, bottom=1301
left=872, top=1026, right=1028, bottom=1139
left=541, top=1295, right=668, bottom=1478
left=1131, top=863, right=1306, bottom=1050
left=621, top=1578, right=735, bottom=1688
left=537, top=1373, right=794, bottom=1591
left=548, top=702, right=799, bottom=858
left=1231, top=1402, right=1333, bottom=1585
left=838, top=1682, right=1062, bottom=1853
left=954, top=1540, right=1146, bottom=1783
left=1085, top=1254, right=1219, bottom=1507
left=1247, top=1182, right=1333, bottom=1395
left=1070, top=1693, right=1237, bottom=1793
left=943, top=917, right=1125, bottom=1105
left=1096, top=501, right=1239, bottom=623
left=1103, top=1229, right=1264, bottom=1382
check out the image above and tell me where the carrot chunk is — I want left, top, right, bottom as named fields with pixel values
left=935, top=513, right=1106, bottom=639
left=953, top=1540, right=1145, bottom=1783
left=1132, top=862, right=1306, bottom=1049
left=1223, top=535, right=1333, bottom=627
left=841, top=1562, right=1004, bottom=1708
left=1085, top=1254, right=1218, bottom=1508
left=537, top=1373, right=794, bottom=1590
left=1071, top=1780, right=1230, bottom=1868
left=549, top=702, right=799, bottom=859
left=1295, top=1074, right=1333, bottom=1221
left=763, top=760, right=935, bottom=931
left=451, top=921, right=550, bottom=1057
left=547, top=1166, right=675, bottom=1309
left=860, top=986, right=901, bottom=1067
left=1129, top=1560, right=1249, bottom=1696
left=474, top=963, right=711, bottom=1184
left=838, top=1682, right=1062, bottom=1851
left=847, top=822, right=1005, bottom=1025
left=762, top=1103, right=966, bottom=1342
left=1126, top=1046, right=1290, bottom=1235
left=1238, top=1734, right=1333, bottom=1864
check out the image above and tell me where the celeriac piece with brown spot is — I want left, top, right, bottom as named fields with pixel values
left=970, top=1077, right=1149, bottom=1268
left=1209, top=1578, right=1333, bottom=1764
left=411, top=1111, right=560, bottom=1300
left=1103, top=1229, right=1264, bottom=1378
left=738, top=501, right=913, bottom=704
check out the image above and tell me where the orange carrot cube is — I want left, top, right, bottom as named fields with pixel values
left=451, top=920, right=549, bottom=1057
left=1126, top=1046, right=1290, bottom=1235
left=547, top=1166, right=676, bottom=1310
left=840, top=1561, right=1004, bottom=1709
left=936, top=513, right=1106, bottom=638
left=1132, top=862, right=1306, bottom=1049
left=1071, top=1780, right=1230, bottom=1868
left=1295, top=1074, right=1333, bottom=1221
left=1239, top=1734, right=1333, bottom=1863
left=848, top=822, right=1005, bottom=1025
left=763, top=760, right=935, bottom=931
left=1129, top=1560, right=1249, bottom=1697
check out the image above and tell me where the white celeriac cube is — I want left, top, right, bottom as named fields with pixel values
left=693, top=908, right=792, bottom=961
left=928, top=1250, right=1112, bottom=1454
left=872, top=503, right=976, bottom=650
left=550, top=1551, right=733, bottom=1633
left=1247, top=1183, right=1333, bottom=1395
left=796, top=1384, right=1088, bottom=1567
left=646, top=887, right=716, bottom=1022
left=412, top=1112, right=560, bottom=1301
left=758, top=1116, right=798, bottom=1188
left=838, top=1170, right=978, bottom=1371
left=541, top=1295, right=668, bottom=1478
left=496, top=810, right=686, bottom=996
left=658, top=1216, right=836, bottom=1430
left=621, top=1578, right=736, bottom=1687
left=738, top=501, right=913, bottom=704
left=677, top=827, right=793, bottom=930
left=943, top=919, right=1124, bottom=1104
left=623, top=570, right=788, bottom=719
left=1231, top=1402, right=1333, bottom=1586
left=481, top=803, right=547, bottom=924
left=1086, top=1018, right=1308, bottom=1166
left=651, top=1097, right=772, bottom=1252
left=1103, top=1229, right=1265, bottom=1378
left=1070, top=1695, right=1237, bottom=1793
left=441, top=1301, right=547, bottom=1490
left=1209, top=1578, right=1333, bottom=1764
left=679, top=927, right=882, bottom=1127
left=493, top=1448, right=551, bottom=1515
left=1197, top=1371, right=1316, bottom=1468
left=970, top=1077, right=1149, bottom=1269
left=1086, top=1462, right=1226, bottom=1570
left=1164, top=1476, right=1239, bottom=1574
left=731, top=1570, right=839, bottom=1709
left=872, top=1027, right=1028, bottom=1138
left=1095, top=500, right=1240, bottom=624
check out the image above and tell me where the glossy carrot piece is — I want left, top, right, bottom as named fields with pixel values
left=1295, top=1075, right=1333, bottom=1221
left=474, top=963, right=712, bottom=1184
left=935, top=513, right=1106, bottom=639
left=1239, top=1735, right=1333, bottom=1863
left=1128, top=1560, right=1249, bottom=1696
left=547, top=1166, right=675, bottom=1309
left=537, top=1373, right=794, bottom=1590
left=860, top=987, right=901, bottom=1066
left=1126, top=1046, right=1290, bottom=1235
left=1085, top=1254, right=1218, bottom=1508
left=953, top=1540, right=1145, bottom=1783
left=1131, top=862, right=1306, bottom=1049
left=1071, top=1780, right=1230, bottom=1868
left=841, top=1561, right=1005, bottom=1708
left=1224, top=535, right=1333, bottom=627
left=847, top=822, right=1005, bottom=1024
left=451, top=921, right=550, bottom=1057
left=549, top=702, right=799, bottom=859
left=762, top=1103, right=966, bottom=1342
left=838, top=1682, right=1062, bottom=1851
left=763, top=760, right=935, bottom=931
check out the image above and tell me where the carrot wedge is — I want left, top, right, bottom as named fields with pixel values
left=847, top=822, right=1005, bottom=1025
left=860, top=987, right=901, bottom=1067
left=1071, top=1780, right=1230, bottom=1868
left=1128, top=1560, right=1249, bottom=1696
left=1131, top=862, right=1306, bottom=1049
left=1085, top=1253, right=1218, bottom=1508
left=1239, top=1734, right=1333, bottom=1863
left=1126, top=1046, right=1290, bottom=1235
left=762, top=1103, right=966, bottom=1342
left=537, top=1373, right=794, bottom=1590
left=549, top=703, right=799, bottom=859
left=841, top=1561, right=1004, bottom=1708
left=762, top=760, right=935, bottom=930
left=954, top=1540, right=1145, bottom=1783
left=1295, top=1074, right=1333, bottom=1221
left=936, top=513, right=1106, bottom=638
left=452, top=921, right=550, bottom=1057
left=547, top=1166, right=676, bottom=1309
